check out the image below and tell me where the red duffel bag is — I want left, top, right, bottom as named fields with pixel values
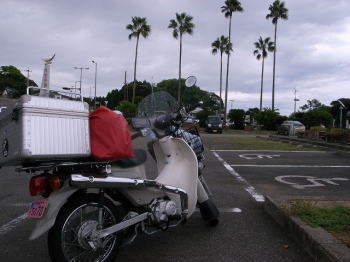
left=89, top=106, right=134, bottom=160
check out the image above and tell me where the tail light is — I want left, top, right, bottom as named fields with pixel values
left=29, top=175, right=47, bottom=196
left=50, top=176, right=62, bottom=190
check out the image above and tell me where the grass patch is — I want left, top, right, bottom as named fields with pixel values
left=204, top=137, right=321, bottom=151
left=287, top=200, right=350, bottom=247
left=301, top=206, right=350, bottom=232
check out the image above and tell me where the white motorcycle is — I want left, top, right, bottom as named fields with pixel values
left=23, top=91, right=219, bottom=262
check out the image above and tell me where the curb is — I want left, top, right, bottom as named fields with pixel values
left=266, top=135, right=350, bottom=155
left=264, top=196, right=350, bottom=262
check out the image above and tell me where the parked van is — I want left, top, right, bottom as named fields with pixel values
left=206, top=115, right=223, bottom=133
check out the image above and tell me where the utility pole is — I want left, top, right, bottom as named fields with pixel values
left=293, top=89, right=300, bottom=115
left=91, top=61, right=97, bottom=106
left=74, top=67, right=89, bottom=98
left=23, top=68, right=32, bottom=87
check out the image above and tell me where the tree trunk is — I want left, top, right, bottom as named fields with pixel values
left=132, top=35, right=139, bottom=104
left=260, top=56, right=265, bottom=111
left=272, top=21, right=278, bottom=111
left=224, top=14, right=232, bottom=125
left=220, top=52, right=223, bottom=100
left=178, top=33, right=183, bottom=103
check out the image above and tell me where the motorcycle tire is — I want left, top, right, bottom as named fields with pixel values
left=48, top=193, right=124, bottom=262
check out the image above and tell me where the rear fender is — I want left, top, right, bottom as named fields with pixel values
left=29, top=186, right=79, bottom=240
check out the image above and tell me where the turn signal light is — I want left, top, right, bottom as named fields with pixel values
left=50, top=176, right=61, bottom=190
left=29, top=176, right=46, bottom=196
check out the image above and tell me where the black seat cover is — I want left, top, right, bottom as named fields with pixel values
left=113, top=149, right=147, bottom=168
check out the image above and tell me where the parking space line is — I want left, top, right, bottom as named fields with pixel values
left=230, top=165, right=350, bottom=168
left=211, top=150, right=327, bottom=153
left=212, top=152, right=265, bottom=202
left=195, top=208, right=242, bottom=213
left=0, top=213, right=27, bottom=236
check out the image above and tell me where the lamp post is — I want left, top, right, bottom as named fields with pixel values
left=338, top=100, right=346, bottom=129
left=229, top=99, right=234, bottom=110
left=74, top=66, right=89, bottom=98
left=91, top=61, right=97, bottom=106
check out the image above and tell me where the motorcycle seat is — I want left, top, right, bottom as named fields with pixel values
left=112, top=149, right=147, bottom=168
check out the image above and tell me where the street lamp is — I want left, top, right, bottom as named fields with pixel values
left=74, top=66, right=89, bottom=97
left=91, top=60, right=97, bottom=106
left=229, top=99, right=234, bottom=110
left=338, top=100, right=346, bottom=129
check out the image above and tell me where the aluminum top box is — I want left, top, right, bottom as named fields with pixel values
left=0, top=95, right=91, bottom=166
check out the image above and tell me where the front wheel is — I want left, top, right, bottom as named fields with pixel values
left=48, top=193, right=124, bottom=262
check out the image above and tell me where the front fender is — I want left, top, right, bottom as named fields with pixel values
left=29, top=186, right=78, bottom=240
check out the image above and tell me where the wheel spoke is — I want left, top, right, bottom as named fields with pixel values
left=60, top=202, right=118, bottom=262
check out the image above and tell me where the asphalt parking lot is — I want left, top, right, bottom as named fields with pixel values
left=211, top=150, right=350, bottom=201
left=1, top=140, right=349, bottom=261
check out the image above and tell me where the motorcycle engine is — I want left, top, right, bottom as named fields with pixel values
left=150, top=199, right=177, bottom=223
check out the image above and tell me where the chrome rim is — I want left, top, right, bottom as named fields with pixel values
left=61, top=202, right=117, bottom=262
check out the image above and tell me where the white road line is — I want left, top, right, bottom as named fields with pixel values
left=0, top=213, right=27, bottom=235
left=213, top=152, right=265, bottom=202
left=230, top=165, right=350, bottom=168
left=211, top=150, right=327, bottom=153
left=195, top=208, right=242, bottom=213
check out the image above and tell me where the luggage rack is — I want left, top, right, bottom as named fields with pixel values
left=16, top=160, right=112, bottom=174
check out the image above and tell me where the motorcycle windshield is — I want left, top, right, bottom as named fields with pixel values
left=138, top=91, right=178, bottom=117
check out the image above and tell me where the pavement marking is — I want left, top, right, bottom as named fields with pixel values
left=275, top=175, right=349, bottom=189
left=211, top=150, right=327, bottom=153
left=230, top=164, right=350, bottom=168
left=212, top=151, right=265, bottom=202
left=238, top=154, right=280, bottom=160
left=195, top=208, right=242, bottom=213
left=0, top=213, right=27, bottom=236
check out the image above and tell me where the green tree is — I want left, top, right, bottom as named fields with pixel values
left=256, top=108, right=286, bottom=130
left=303, top=109, right=333, bottom=128
left=155, top=78, right=221, bottom=113
left=246, top=107, right=260, bottom=124
left=253, top=37, right=275, bottom=111
left=300, top=99, right=324, bottom=112
left=117, top=101, right=137, bottom=118
left=105, top=80, right=152, bottom=109
left=126, top=17, right=151, bottom=104
left=168, top=12, right=195, bottom=103
left=211, top=35, right=232, bottom=101
left=221, top=0, right=243, bottom=124
left=0, top=65, right=37, bottom=97
left=228, top=109, right=245, bottom=129
left=266, top=0, right=288, bottom=111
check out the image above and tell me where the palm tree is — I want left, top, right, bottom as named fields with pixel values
left=221, top=0, right=243, bottom=124
left=126, top=17, right=151, bottom=104
left=253, top=37, right=275, bottom=111
left=211, top=35, right=232, bottom=102
left=168, top=12, right=194, bottom=103
left=266, top=0, right=288, bottom=111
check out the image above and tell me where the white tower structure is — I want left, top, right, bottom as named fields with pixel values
left=39, top=54, right=55, bottom=97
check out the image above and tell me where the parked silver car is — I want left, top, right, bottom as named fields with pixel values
left=278, top=121, right=305, bottom=136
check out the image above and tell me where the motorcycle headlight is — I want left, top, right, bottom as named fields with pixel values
left=219, top=124, right=222, bottom=128
left=208, top=124, right=212, bottom=127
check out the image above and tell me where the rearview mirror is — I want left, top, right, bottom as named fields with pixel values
left=185, top=76, right=197, bottom=88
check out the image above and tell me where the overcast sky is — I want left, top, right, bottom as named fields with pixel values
left=1, top=0, right=349, bottom=115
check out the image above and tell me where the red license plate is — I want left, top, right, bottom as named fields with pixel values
left=28, top=199, right=47, bottom=219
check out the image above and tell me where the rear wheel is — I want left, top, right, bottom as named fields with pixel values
left=48, top=194, right=124, bottom=262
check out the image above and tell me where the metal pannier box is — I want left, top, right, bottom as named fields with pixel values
left=0, top=95, right=91, bottom=166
